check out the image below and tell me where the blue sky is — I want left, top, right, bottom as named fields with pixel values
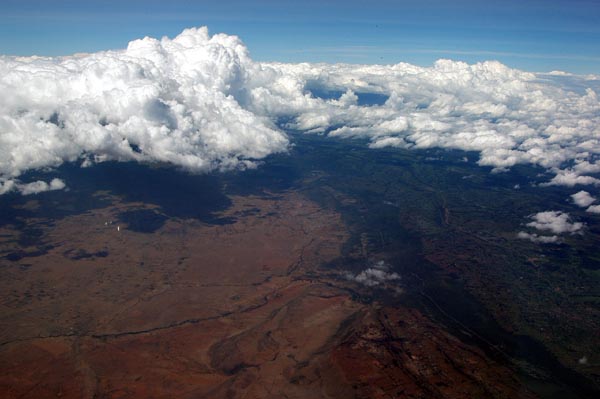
left=1, top=0, right=599, bottom=74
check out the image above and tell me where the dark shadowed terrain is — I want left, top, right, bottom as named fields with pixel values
left=0, top=134, right=598, bottom=398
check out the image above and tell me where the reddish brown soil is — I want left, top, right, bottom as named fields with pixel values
left=0, top=192, right=535, bottom=398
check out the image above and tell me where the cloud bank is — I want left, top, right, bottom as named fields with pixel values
left=259, top=61, right=600, bottom=186
left=1, top=26, right=599, bottom=194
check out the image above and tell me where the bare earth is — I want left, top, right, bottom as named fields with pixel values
left=0, top=191, right=534, bottom=398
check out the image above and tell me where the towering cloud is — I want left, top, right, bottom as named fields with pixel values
left=0, top=27, right=289, bottom=188
left=1, top=27, right=599, bottom=195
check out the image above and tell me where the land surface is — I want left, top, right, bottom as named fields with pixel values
left=0, top=134, right=598, bottom=398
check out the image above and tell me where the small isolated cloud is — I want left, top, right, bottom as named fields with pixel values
left=587, top=205, right=600, bottom=214
left=0, top=178, right=66, bottom=196
left=544, top=172, right=600, bottom=188
left=571, top=191, right=596, bottom=207
left=346, top=260, right=400, bottom=287
left=517, top=231, right=559, bottom=244
left=526, top=211, right=583, bottom=234
left=518, top=211, right=584, bottom=243
left=19, top=178, right=66, bottom=195
left=571, top=190, right=600, bottom=213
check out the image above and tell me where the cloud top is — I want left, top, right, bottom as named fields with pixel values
left=0, top=27, right=288, bottom=184
left=261, top=61, right=600, bottom=185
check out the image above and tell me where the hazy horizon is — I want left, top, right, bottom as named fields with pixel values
left=1, top=0, right=599, bottom=74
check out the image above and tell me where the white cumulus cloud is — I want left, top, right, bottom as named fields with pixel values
left=526, top=211, right=583, bottom=234
left=346, top=260, right=401, bottom=287
left=1, top=26, right=600, bottom=196
left=517, top=211, right=584, bottom=244
left=517, top=231, right=559, bottom=244
left=587, top=205, right=600, bottom=214
left=0, top=27, right=289, bottom=194
left=258, top=59, right=600, bottom=186
left=0, top=178, right=66, bottom=196
left=571, top=191, right=597, bottom=207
